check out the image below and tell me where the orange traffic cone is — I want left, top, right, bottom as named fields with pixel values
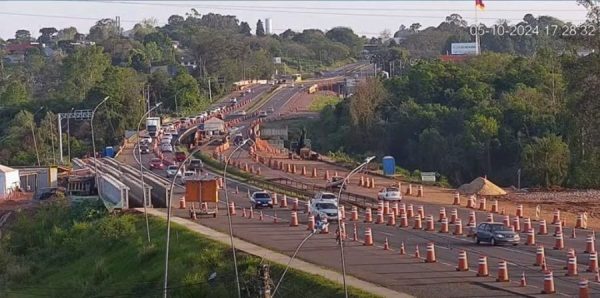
left=407, top=204, right=414, bottom=218
left=350, top=206, right=358, bottom=221
left=566, top=254, right=578, bottom=276
left=456, top=250, right=469, bottom=271
left=491, top=199, right=498, bottom=213
left=312, top=168, right=317, bottom=178
left=400, top=242, right=406, bottom=255
left=534, top=245, right=545, bottom=266
left=496, top=260, right=510, bottom=282
left=417, top=205, right=425, bottom=219
left=552, top=209, right=561, bottom=224
left=439, top=217, right=449, bottom=233
left=387, top=213, right=396, bottom=226
left=413, top=214, right=423, bottom=229
left=453, top=192, right=460, bottom=205
left=487, top=213, right=494, bottom=223
left=307, top=215, right=315, bottom=230
left=383, top=201, right=390, bottom=216
left=406, top=184, right=413, bottom=196
left=523, top=217, right=532, bottom=233
left=383, top=237, right=390, bottom=250
left=272, top=193, right=278, bottom=206
left=587, top=251, right=598, bottom=273
left=513, top=217, right=521, bottom=231
left=417, top=185, right=423, bottom=197
left=399, top=203, right=406, bottom=216
left=477, top=256, right=489, bottom=277
left=399, top=212, right=408, bottom=228
left=538, top=219, right=548, bottom=235
left=363, top=227, right=373, bottom=246
left=259, top=211, right=264, bottom=221
left=579, top=279, right=590, bottom=298
left=438, top=207, right=446, bottom=222
left=453, top=219, right=463, bottom=235
left=572, top=227, right=577, bottom=239
left=425, top=215, right=435, bottom=231
left=425, top=243, right=436, bottom=263
left=520, top=272, right=527, bottom=287
left=280, top=195, right=288, bottom=208
left=584, top=233, right=596, bottom=253
left=450, top=208, right=458, bottom=224
left=320, top=218, right=329, bottom=234
left=375, top=209, right=384, bottom=224
left=364, top=207, right=373, bottom=223
left=516, top=204, right=524, bottom=218
left=541, top=271, right=556, bottom=294
left=229, top=202, right=236, bottom=216
left=353, top=223, right=358, bottom=241
left=503, top=215, right=510, bottom=227
left=415, top=244, right=420, bottom=258
left=554, top=231, right=564, bottom=250
left=248, top=207, right=254, bottom=219
left=479, top=197, right=487, bottom=211
left=179, top=198, right=186, bottom=209
left=526, top=229, right=536, bottom=246
left=553, top=222, right=563, bottom=236
left=292, top=197, right=299, bottom=211
left=242, top=208, right=247, bottom=218
left=289, top=211, right=298, bottom=227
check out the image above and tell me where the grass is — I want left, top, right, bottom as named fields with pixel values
left=308, top=94, right=341, bottom=112
left=0, top=198, right=379, bottom=298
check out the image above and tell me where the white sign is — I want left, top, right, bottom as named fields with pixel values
left=273, top=57, right=282, bottom=64
left=451, top=42, right=477, bottom=55
left=421, top=172, right=437, bottom=183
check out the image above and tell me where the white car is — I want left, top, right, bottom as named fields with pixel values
left=309, top=199, right=339, bottom=221
left=313, top=192, right=337, bottom=201
left=377, top=187, right=402, bottom=201
left=258, top=111, right=267, bottom=118
left=140, top=135, right=152, bottom=143
left=180, top=171, right=197, bottom=184
left=236, top=110, right=247, bottom=116
left=161, top=143, right=173, bottom=152
left=165, top=165, right=182, bottom=178
left=163, top=133, right=173, bottom=140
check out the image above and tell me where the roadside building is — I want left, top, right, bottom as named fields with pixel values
left=0, top=165, right=20, bottom=199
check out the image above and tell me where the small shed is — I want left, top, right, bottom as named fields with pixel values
left=203, top=117, right=225, bottom=135
left=0, top=164, right=20, bottom=198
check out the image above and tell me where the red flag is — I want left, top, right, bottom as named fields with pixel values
left=475, top=0, right=485, bottom=10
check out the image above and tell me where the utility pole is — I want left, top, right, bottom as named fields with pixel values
left=258, top=264, right=272, bottom=298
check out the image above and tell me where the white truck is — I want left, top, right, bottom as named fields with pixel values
left=146, top=117, right=161, bottom=138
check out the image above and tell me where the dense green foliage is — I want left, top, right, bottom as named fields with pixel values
left=0, top=199, right=377, bottom=298
left=308, top=48, right=600, bottom=188
left=0, top=11, right=363, bottom=166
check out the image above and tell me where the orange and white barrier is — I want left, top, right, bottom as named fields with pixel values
left=413, top=214, right=423, bottom=229
left=375, top=209, right=385, bottom=224
left=438, top=207, right=446, bottom=222
left=387, top=213, right=396, bottom=226
left=406, top=184, right=413, bottom=196
left=425, top=243, right=436, bottom=263
left=579, top=279, right=589, bottom=298
left=289, top=211, right=298, bottom=227
left=453, top=219, right=463, bottom=235
left=552, top=209, right=561, bottom=225
left=439, top=217, right=449, bottom=233
left=228, top=202, right=236, bottom=216
left=280, top=195, right=288, bottom=208
left=522, top=217, right=531, bottom=233
left=453, top=192, right=460, bottom=205
left=538, top=219, right=548, bottom=235
left=417, top=205, right=425, bottom=220
left=350, top=206, right=358, bottom=221
left=513, top=217, right=521, bottom=232
left=496, top=260, right=510, bottom=282
left=425, top=215, right=435, bottom=231
left=503, top=215, right=510, bottom=227
left=541, top=271, right=555, bottom=294
left=477, top=256, right=489, bottom=277
left=587, top=251, right=598, bottom=273
left=585, top=233, right=596, bottom=253
left=479, top=197, right=487, bottom=211
left=399, top=212, right=408, bottom=228
left=417, top=185, right=423, bottom=197
left=516, top=204, right=524, bottom=218
left=554, top=231, right=564, bottom=250
left=307, top=215, right=315, bottom=231
left=526, top=229, right=536, bottom=246
left=364, top=207, right=373, bottom=223
left=456, top=250, right=469, bottom=271
left=450, top=208, right=458, bottom=224
left=363, top=227, right=373, bottom=246
left=407, top=204, right=414, bottom=218
left=566, top=254, right=578, bottom=276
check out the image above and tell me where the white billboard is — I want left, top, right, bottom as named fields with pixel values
left=421, top=172, right=437, bottom=183
left=273, top=57, right=282, bottom=64
left=451, top=43, right=477, bottom=55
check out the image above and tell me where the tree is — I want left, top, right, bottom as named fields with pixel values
left=88, top=18, right=119, bottom=42
left=256, top=19, right=265, bottom=37
left=1, top=80, right=29, bottom=107
left=38, top=27, right=58, bottom=43
left=59, top=46, right=111, bottom=101
left=379, top=29, right=392, bottom=39
left=410, top=23, right=422, bottom=32
left=444, top=14, right=468, bottom=27
left=522, top=135, right=570, bottom=187
left=132, top=18, right=158, bottom=41
left=167, top=73, right=206, bottom=113
left=57, top=27, right=78, bottom=40
left=168, top=15, right=185, bottom=25
left=15, top=29, right=31, bottom=42
left=349, top=78, right=387, bottom=128
left=0, top=110, right=37, bottom=165
left=239, top=21, right=252, bottom=36
left=280, top=29, right=296, bottom=39
left=325, top=27, right=363, bottom=56
left=466, top=113, right=499, bottom=175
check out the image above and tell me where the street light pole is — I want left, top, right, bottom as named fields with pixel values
left=164, top=146, right=203, bottom=298
left=91, top=96, right=110, bottom=189
left=336, top=156, right=376, bottom=298
left=137, top=102, right=162, bottom=243
left=222, top=138, right=253, bottom=298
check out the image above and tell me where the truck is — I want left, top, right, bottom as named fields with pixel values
left=146, top=117, right=161, bottom=138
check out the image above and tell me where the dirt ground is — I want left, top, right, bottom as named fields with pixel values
left=279, top=90, right=336, bottom=114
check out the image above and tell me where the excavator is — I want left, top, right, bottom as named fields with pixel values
left=295, top=127, right=319, bottom=160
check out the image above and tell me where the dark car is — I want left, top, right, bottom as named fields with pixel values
left=325, top=176, right=347, bottom=190
left=475, top=223, right=520, bottom=246
left=175, top=151, right=186, bottom=162
left=249, top=191, right=273, bottom=208
left=139, top=144, right=150, bottom=154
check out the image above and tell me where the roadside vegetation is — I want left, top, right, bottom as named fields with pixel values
left=0, top=198, right=378, bottom=298
left=308, top=94, right=340, bottom=112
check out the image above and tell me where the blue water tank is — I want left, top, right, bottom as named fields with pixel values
left=104, top=146, right=115, bottom=158
left=382, top=156, right=395, bottom=176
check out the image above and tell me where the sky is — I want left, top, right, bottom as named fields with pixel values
left=0, top=1, right=590, bottom=40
